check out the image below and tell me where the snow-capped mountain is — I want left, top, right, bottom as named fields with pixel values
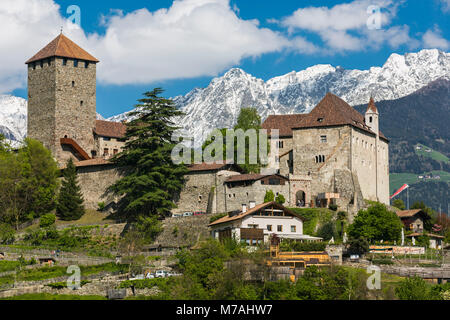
left=1, top=49, right=449, bottom=145
left=0, top=95, right=27, bottom=143
left=111, top=49, right=450, bottom=144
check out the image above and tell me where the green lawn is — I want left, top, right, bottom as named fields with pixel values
left=415, top=144, right=449, bottom=163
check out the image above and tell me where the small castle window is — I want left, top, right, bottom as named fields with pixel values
left=32, top=63, right=36, bottom=70
left=320, top=135, right=327, bottom=143
left=277, top=141, right=284, bottom=149
left=85, top=61, right=89, bottom=68
left=72, top=81, right=75, bottom=87
left=369, top=116, right=373, bottom=123
left=40, top=61, right=44, bottom=68
left=113, top=149, right=118, bottom=155
left=104, top=148, right=109, bottom=156
left=103, top=137, right=111, bottom=141
left=80, top=101, right=84, bottom=106
left=74, top=59, right=78, bottom=67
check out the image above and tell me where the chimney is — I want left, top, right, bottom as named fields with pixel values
left=249, top=201, right=256, bottom=209
left=242, top=204, right=247, bottom=213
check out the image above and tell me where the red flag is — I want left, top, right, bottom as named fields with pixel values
left=390, top=184, right=409, bottom=199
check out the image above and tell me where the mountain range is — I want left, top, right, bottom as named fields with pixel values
left=1, top=49, right=449, bottom=146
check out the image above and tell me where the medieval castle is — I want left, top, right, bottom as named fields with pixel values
left=26, top=34, right=390, bottom=217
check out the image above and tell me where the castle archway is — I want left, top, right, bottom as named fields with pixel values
left=296, top=191, right=306, bottom=207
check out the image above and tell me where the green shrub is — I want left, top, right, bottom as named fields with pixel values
left=280, top=240, right=327, bottom=252
left=329, top=204, right=338, bottom=211
left=0, top=223, right=15, bottom=244
left=97, top=202, right=106, bottom=211
left=275, top=194, right=286, bottom=205
left=40, top=214, right=56, bottom=228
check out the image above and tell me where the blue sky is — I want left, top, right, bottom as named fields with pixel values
left=4, top=0, right=450, bottom=117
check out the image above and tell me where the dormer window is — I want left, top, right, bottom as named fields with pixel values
left=317, top=118, right=324, bottom=123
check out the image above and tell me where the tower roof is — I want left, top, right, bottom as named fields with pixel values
left=292, top=92, right=388, bottom=141
left=366, top=97, right=379, bottom=113
left=25, top=34, right=99, bottom=64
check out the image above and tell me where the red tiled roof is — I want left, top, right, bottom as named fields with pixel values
left=26, top=34, right=99, bottom=64
left=226, top=174, right=265, bottom=183
left=209, top=202, right=302, bottom=226
left=60, top=158, right=111, bottom=169
left=262, top=114, right=307, bottom=138
left=225, top=173, right=289, bottom=183
left=187, top=163, right=240, bottom=172
left=74, top=158, right=111, bottom=168
left=94, top=120, right=127, bottom=139
left=293, top=93, right=388, bottom=141
left=396, top=209, right=430, bottom=219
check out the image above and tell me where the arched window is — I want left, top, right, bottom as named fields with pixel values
left=369, top=116, right=373, bottom=123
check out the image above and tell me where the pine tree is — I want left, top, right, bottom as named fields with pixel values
left=108, top=88, right=188, bottom=221
left=56, top=158, right=85, bottom=221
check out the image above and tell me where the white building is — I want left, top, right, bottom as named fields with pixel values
left=209, top=202, right=321, bottom=245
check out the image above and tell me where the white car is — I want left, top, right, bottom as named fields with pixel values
left=183, top=212, right=194, bottom=217
left=155, top=270, right=169, bottom=278
left=172, top=213, right=183, bottom=218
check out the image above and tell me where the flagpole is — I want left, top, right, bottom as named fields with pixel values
left=407, top=187, right=409, bottom=210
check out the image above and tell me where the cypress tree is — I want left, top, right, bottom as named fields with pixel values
left=57, top=158, right=85, bottom=221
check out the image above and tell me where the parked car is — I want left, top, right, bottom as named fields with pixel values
left=155, top=270, right=169, bottom=278
left=172, top=213, right=183, bottom=218
left=194, top=211, right=206, bottom=216
left=183, top=212, right=194, bottom=217
left=167, top=272, right=182, bottom=277
left=146, top=272, right=155, bottom=279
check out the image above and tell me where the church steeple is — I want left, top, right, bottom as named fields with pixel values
left=365, top=97, right=379, bottom=136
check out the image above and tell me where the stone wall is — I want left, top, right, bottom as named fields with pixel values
left=153, top=214, right=212, bottom=248
left=76, top=164, right=123, bottom=210
left=223, top=180, right=290, bottom=213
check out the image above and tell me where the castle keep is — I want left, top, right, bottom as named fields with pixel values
left=26, top=34, right=127, bottom=166
left=26, top=34, right=127, bottom=209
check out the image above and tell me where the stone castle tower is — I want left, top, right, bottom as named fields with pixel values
left=26, top=34, right=99, bottom=165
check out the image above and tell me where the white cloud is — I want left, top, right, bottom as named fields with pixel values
left=422, top=27, right=450, bottom=50
left=280, top=0, right=410, bottom=52
left=441, top=0, right=450, bottom=12
left=89, top=0, right=291, bottom=85
left=0, top=0, right=79, bottom=92
left=0, top=0, right=315, bottom=91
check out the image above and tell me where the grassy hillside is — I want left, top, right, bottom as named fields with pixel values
left=390, top=170, right=450, bottom=193
left=415, top=144, right=449, bottom=163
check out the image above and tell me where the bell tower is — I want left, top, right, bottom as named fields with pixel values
left=26, top=33, right=99, bottom=166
